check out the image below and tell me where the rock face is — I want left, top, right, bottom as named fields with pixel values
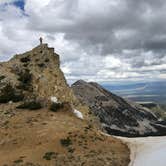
left=0, top=44, right=78, bottom=105
left=72, top=80, right=166, bottom=137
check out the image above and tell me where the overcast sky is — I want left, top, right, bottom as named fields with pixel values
left=0, top=0, right=166, bottom=84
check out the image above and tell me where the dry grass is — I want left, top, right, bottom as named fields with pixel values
left=0, top=103, right=130, bottom=166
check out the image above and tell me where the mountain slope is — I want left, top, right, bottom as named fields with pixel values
left=72, top=80, right=166, bottom=137
left=0, top=43, right=130, bottom=166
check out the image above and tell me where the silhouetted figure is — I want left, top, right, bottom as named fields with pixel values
left=39, top=37, right=43, bottom=45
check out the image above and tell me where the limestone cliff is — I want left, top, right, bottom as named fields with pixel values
left=0, top=43, right=78, bottom=105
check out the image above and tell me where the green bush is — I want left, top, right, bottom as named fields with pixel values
left=14, top=159, right=23, bottom=164
left=43, top=152, right=56, bottom=160
left=60, top=137, right=72, bottom=147
left=16, top=100, right=42, bottom=110
left=0, top=84, right=24, bottom=103
left=49, top=102, right=64, bottom=112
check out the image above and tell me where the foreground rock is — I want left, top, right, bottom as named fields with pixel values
left=72, top=80, right=166, bottom=137
left=0, top=43, right=130, bottom=166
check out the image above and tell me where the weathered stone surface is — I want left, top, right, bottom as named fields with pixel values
left=0, top=44, right=78, bottom=106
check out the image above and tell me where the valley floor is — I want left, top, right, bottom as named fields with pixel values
left=119, top=136, right=166, bottom=166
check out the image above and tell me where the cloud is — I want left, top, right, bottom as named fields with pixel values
left=0, top=0, right=17, bottom=4
left=0, top=0, right=166, bottom=83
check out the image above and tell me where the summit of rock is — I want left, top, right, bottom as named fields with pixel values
left=0, top=43, right=78, bottom=105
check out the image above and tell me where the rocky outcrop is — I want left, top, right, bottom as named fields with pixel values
left=0, top=44, right=78, bottom=106
left=72, top=80, right=166, bottom=137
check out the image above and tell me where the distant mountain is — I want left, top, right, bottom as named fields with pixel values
left=72, top=80, right=166, bottom=137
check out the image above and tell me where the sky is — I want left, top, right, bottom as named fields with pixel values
left=0, top=0, right=166, bottom=84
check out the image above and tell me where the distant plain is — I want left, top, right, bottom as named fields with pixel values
left=103, top=81, right=166, bottom=105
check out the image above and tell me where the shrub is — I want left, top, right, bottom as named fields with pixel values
left=38, top=63, right=45, bottom=68
left=68, top=147, right=75, bottom=153
left=17, top=83, right=33, bottom=91
left=23, top=63, right=28, bottom=67
left=0, top=84, right=24, bottom=103
left=17, top=69, right=32, bottom=91
left=16, top=100, right=42, bottom=110
left=49, top=102, right=64, bottom=112
left=43, top=152, right=56, bottom=160
left=12, top=93, right=24, bottom=102
left=0, top=75, right=5, bottom=81
left=60, top=137, right=72, bottom=147
left=14, top=159, right=23, bottom=164
left=20, top=57, right=30, bottom=63
left=45, top=58, right=49, bottom=62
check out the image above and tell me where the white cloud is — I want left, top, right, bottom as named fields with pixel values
left=0, top=0, right=166, bottom=83
left=0, top=0, right=17, bottom=4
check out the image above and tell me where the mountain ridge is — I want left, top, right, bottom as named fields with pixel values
left=72, top=80, right=166, bottom=137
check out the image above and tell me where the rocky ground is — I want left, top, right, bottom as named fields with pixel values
left=72, top=80, right=166, bottom=137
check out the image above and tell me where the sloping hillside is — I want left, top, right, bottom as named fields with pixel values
left=0, top=43, right=130, bottom=166
left=72, top=80, right=166, bottom=137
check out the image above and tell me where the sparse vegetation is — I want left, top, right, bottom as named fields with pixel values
left=20, top=57, right=30, bottom=63
left=16, top=100, right=42, bottom=110
left=43, top=152, right=56, bottom=160
left=60, top=137, right=72, bottom=147
left=0, top=84, right=24, bottom=103
left=38, top=63, right=45, bottom=68
left=49, top=102, right=64, bottom=112
left=45, top=58, right=49, bottom=62
left=67, top=147, right=75, bottom=153
left=17, top=69, right=32, bottom=91
left=13, top=159, right=23, bottom=164
left=23, top=63, right=28, bottom=67
left=0, top=75, right=5, bottom=81
left=17, top=83, right=33, bottom=91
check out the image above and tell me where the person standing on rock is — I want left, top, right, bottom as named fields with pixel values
left=39, top=37, right=43, bottom=45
